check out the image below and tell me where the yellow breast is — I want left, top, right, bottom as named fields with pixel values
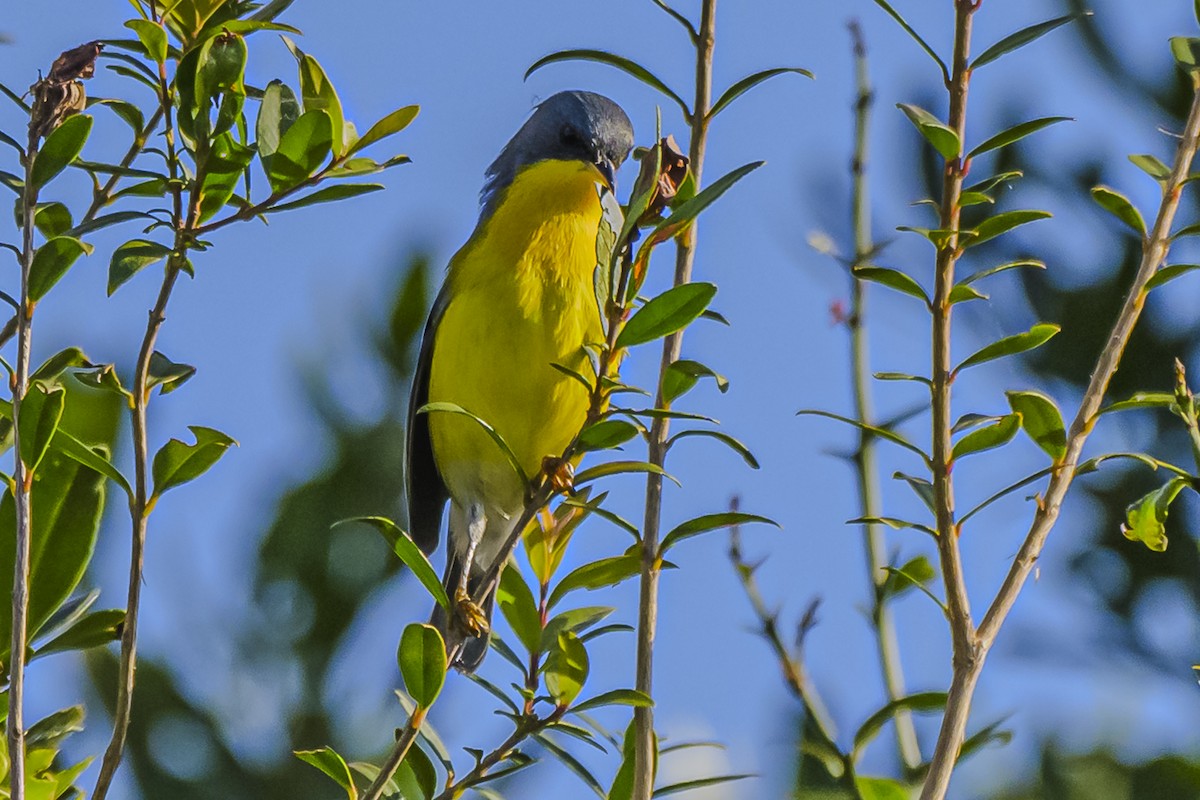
left=428, top=159, right=609, bottom=511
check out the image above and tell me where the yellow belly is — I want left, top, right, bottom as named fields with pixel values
left=428, top=159, right=607, bottom=512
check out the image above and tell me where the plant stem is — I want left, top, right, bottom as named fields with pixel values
left=430, top=711, right=561, bottom=800
left=92, top=21, right=187, bottom=796
left=364, top=706, right=427, bottom=800
left=8, top=117, right=42, bottom=800
left=632, top=1, right=715, bottom=797
left=845, top=19, right=921, bottom=773
left=920, top=3, right=979, bottom=798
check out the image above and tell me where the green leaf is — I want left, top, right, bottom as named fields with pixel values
left=147, top=351, right=196, bottom=395
left=572, top=459, right=679, bottom=488
left=871, top=0, right=948, bottom=79
left=266, top=183, right=384, bottom=214
left=27, top=705, right=84, bottom=749
left=536, top=732, right=607, bottom=798
left=31, top=347, right=89, bottom=384
left=880, top=555, right=935, bottom=601
left=955, top=719, right=1014, bottom=765
left=29, top=236, right=91, bottom=302
left=1129, top=153, right=1172, bottom=182
left=972, top=13, right=1086, bottom=69
left=954, top=323, right=1060, bottom=373
left=958, top=467, right=1055, bottom=526
left=856, top=776, right=912, bottom=800
left=1172, top=36, right=1200, bottom=74
left=150, top=425, right=237, bottom=498
left=541, top=606, right=614, bottom=651
left=951, top=413, right=1019, bottom=460
left=797, top=410, right=930, bottom=465
left=1091, top=186, right=1146, bottom=236
left=32, top=608, right=123, bottom=658
left=1098, top=392, right=1177, bottom=415
left=295, top=748, right=357, bottom=800
left=666, top=429, right=759, bottom=469
left=654, top=776, right=753, bottom=798
left=853, top=692, right=948, bottom=755
left=1122, top=476, right=1191, bottom=552
left=853, top=265, right=929, bottom=304
left=0, top=450, right=106, bottom=662
left=661, top=512, right=777, bottom=552
left=1145, top=263, right=1200, bottom=291
left=875, top=372, right=931, bottom=386
left=108, top=239, right=172, bottom=296
left=896, top=103, right=960, bottom=160
left=617, top=283, right=716, bottom=349
left=634, top=162, right=763, bottom=260
left=969, top=209, right=1052, bottom=246
left=848, top=516, right=937, bottom=537
left=571, top=688, right=653, bottom=714
left=266, top=108, right=332, bottom=192
left=967, top=116, right=1071, bottom=159
left=32, top=115, right=93, bottom=189
left=417, top=401, right=528, bottom=485
left=895, top=226, right=961, bottom=249
left=18, top=383, right=65, bottom=474
left=1006, top=390, right=1067, bottom=462
left=893, top=471, right=936, bottom=513
left=576, top=419, right=639, bottom=452
left=545, top=630, right=589, bottom=706
left=497, top=562, right=542, bottom=654
left=256, top=79, right=300, bottom=161
left=124, top=19, right=167, bottom=63
left=949, top=284, right=987, bottom=304
left=548, top=554, right=641, bottom=609
left=336, top=517, right=447, bottom=609
left=283, top=38, right=347, bottom=155
left=662, top=359, right=728, bottom=404
left=198, top=132, right=255, bottom=222
left=708, top=68, right=813, bottom=119
left=398, top=623, right=446, bottom=708
left=959, top=259, right=1045, bottom=285
left=32, top=202, right=73, bottom=238
left=525, top=50, right=689, bottom=119
left=349, top=105, right=419, bottom=155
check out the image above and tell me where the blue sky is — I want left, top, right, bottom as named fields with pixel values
left=5, top=1, right=1200, bottom=798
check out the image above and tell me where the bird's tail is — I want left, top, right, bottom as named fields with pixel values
left=430, top=550, right=496, bottom=673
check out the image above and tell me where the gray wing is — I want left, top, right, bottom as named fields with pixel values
left=405, top=282, right=453, bottom=554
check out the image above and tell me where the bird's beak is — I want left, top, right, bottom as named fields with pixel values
left=595, top=155, right=617, bottom=191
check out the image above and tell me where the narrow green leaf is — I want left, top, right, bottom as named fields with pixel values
left=871, top=0, right=949, bottom=79
left=635, top=162, right=763, bottom=260
left=335, top=517, right=447, bottom=609
left=30, top=347, right=88, bottom=384
left=893, top=471, right=936, bottom=513
left=1146, top=263, right=1200, bottom=291
left=661, top=512, right=778, bottom=552
left=32, top=608, right=123, bottom=658
left=29, top=236, right=91, bottom=302
left=707, top=68, right=813, bottom=119
left=949, top=284, right=987, bottom=304
left=1006, top=390, right=1067, bottom=462
left=294, top=748, right=357, bottom=800
left=534, top=732, right=606, bottom=797
left=967, top=116, right=1071, bottom=159
left=417, top=401, right=528, bottom=485
left=617, top=283, right=716, bottom=349
left=18, top=383, right=65, bottom=474
left=398, top=623, right=446, bottom=708
left=283, top=38, right=347, bottom=155
left=1129, top=153, right=1172, bottom=182
left=1122, top=476, right=1191, bottom=552
left=497, top=564, right=541, bottom=654
left=548, top=554, right=642, bottom=609
left=798, top=409, right=931, bottom=465
left=266, top=183, right=384, bottom=214
left=969, top=209, right=1052, bottom=246
left=653, top=776, right=754, bottom=797
left=896, top=103, right=960, bottom=159
left=853, top=692, right=948, bottom=754
left=951, top=413, right=1019, bottom=460
left=853, top=265, right=930, bottom=304
left=571, top=689, right=653, bottom=714
left=124, top=19, right=167, bottom=63
left=959, top=467, right=1055, bottom=525
left=1091, top=186, right=1146, bottom=236
left=880, top=555, right=935, bottom=601
left=349, top=105, right=419, bottom=155
left=972, top=13, right=1086, bottom=69
left=545, top=630, right=589, bottom=706
left=151, top=425, right=237, bottom=498
left=666, top=429, right=759, bottom=469
left=573, top=459, right=680, bottom=487
left=662, top=358, right=728, bottom=404
left=27, top=705, right=85, bottom=749
left=525, top=50, right=689, bottom=119
left=1098, top=392, right=1177, bottom=415
left=576, top=419, right=639, bottom=452
left=32, top=115, right=93, bottom=189
left=1173, top=221, right=1200, bottom=240
left=848, top=516, right=937, bottom=537
left=1171, top=36, right=1200, bottom=74
left=954, top=323, right=1060, bottom=373
left=108, top=239, right=171, bottom=296
left=959, top=259, right=1045, bottom=285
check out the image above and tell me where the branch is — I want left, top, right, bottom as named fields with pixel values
left=845, top=18, right=921, bottom=773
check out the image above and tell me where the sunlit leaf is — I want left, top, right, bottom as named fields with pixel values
left=954, top=324, right=1060, bottom=373
left=398, top=623, right=446, bottom=708
left=1091, top=185, right=1146, bottom=236
left=896, top=103, right=960, bottom=159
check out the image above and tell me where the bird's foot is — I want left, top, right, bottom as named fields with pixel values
left=454, top=586, right=490, bottom=637
left=541, top=456, right=575, bottom=493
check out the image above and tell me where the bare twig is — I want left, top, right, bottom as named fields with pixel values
left=845, top=19, right=921, bottom=772
left=633, top=1, right=716, bottom=796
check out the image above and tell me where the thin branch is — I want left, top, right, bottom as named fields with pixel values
left=363, top=707, right=427, bottom=799
left=845, top=18, right=921, bottom=773
left=79, top=105, right=164, bottom=226
left=632, top=1, right=716, bottom=797
left=430, top=711, right=562, bottom=800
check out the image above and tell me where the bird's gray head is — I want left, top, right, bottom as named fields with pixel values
left=481, top=90, right=634, bottom=216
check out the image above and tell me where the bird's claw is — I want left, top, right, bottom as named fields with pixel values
left=454, top=587, right=490, bottom=637
left=541, top=456, right=575, bottom=493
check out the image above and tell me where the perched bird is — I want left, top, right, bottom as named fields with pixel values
left=406, top=91, right=634, bottom=672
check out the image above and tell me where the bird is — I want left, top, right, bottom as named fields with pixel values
left=406, top=90, right=634, bottom=672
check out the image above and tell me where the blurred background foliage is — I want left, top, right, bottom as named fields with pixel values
left=26, top=0, right=1193, bottom=798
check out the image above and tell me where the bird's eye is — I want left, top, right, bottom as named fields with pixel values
left=559, top=125, right=582, bottom=146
